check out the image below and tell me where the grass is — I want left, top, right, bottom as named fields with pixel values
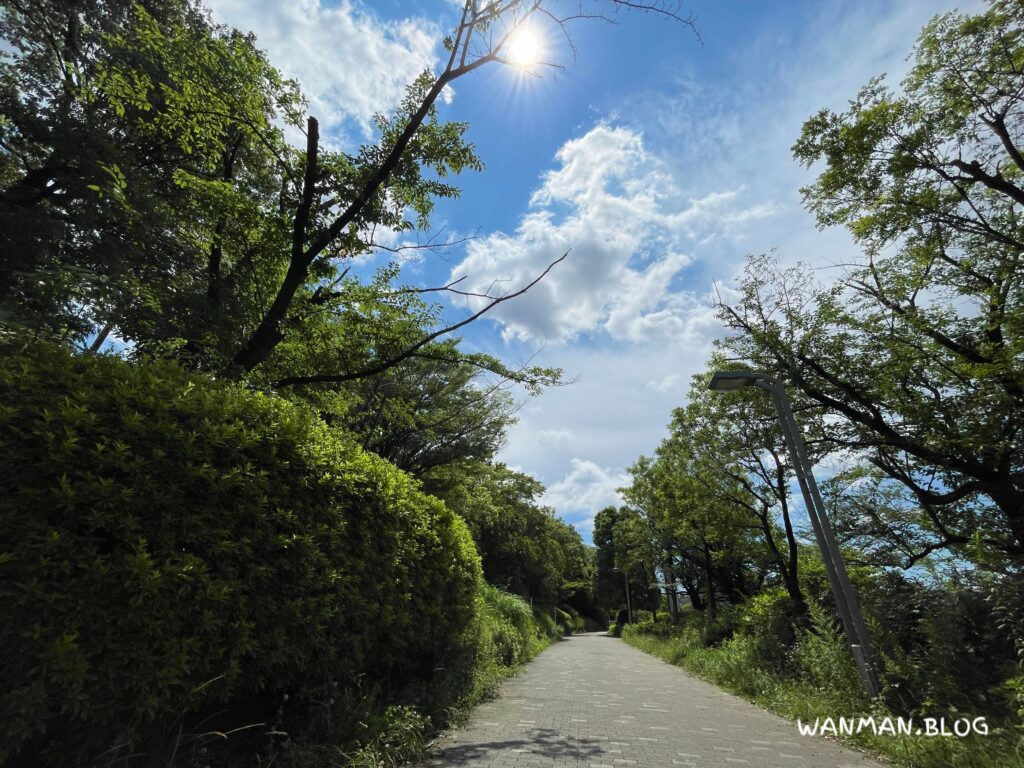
left=621, top=624, right=1023, bottom=768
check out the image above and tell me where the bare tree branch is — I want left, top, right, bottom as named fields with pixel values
left=273, top=251, right=568, bottom=387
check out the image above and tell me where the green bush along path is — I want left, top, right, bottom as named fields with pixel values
left=421, top=632, right=886, bottom=768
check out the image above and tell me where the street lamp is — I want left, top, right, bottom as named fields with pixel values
left=708, top=371, right=880, bottom=699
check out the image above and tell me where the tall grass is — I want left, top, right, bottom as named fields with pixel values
left=479, top=582, right=535, bottom=637
left=621, top=611, right=1022, bottom=768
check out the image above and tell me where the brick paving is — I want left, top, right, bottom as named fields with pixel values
left=419, top=632, right=889, bottom=768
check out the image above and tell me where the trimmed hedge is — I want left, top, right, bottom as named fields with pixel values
left=0, top=343, right=481, bottom=766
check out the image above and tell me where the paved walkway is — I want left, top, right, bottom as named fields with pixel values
left=420, top=632, right=888, bottom=768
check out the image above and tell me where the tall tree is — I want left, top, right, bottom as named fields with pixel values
left=431, top=461, right=587, bottom=603
left=719, top=1, right=1024, bottom=560
left=679, top=362, right=808, bottom=610
left=1, top=0, right=695, bottom=392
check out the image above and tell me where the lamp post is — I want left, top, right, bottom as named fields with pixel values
left=708, top=371, right=880, bottom=699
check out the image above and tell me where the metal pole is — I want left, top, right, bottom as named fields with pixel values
left=756, top=379, right=880, bottom=699
left=624, top=569, right=633, bottom=624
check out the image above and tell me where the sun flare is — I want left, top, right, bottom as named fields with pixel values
left=507, top=27, right=541, bottom=67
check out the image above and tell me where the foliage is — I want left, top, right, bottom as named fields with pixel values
left=0, top=0, right=564, bottom=401
left=719, top=0, right=1024, bottom=560
left=592, top=506, right=662, bottom=616
left=612, top=363, right=802, bottom=626
left=622, top=603, right=1023, bottom=768
left=0, top=0, right=302, bottom=355
left=268, top=580, right=561, bottom=768
left=740, top=588, right=803, bottom=671
left=431, top=460, right=592, bottom=606
left=0, top=341, right=481, bottom=766
left=309, top=339, right=518, bottom=478
left=0, top=3, right=699, bottom=767
left=602, top=10, right=1024, bottom=767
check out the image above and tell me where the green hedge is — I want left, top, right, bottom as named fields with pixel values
left=0, top=343, right=481, bottom=766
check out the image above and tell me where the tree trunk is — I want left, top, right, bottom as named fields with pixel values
left=682, top=578, right=704, bottom=610
left=662, top=558, right=679, bottom=623
left=702, top=539, right=717, bottom=618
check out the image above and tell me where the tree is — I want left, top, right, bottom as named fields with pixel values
left=620, top=458, right=691, bottom=621
left=430, top=460, right=587, bottom=604
left=719, top=1, right=1024, bottom=561
left=592, top=505, right=661, bottom=617
left=821, top=465, right=972, bottom=571
left=333, top=340, right=518, bottom=478
left=0, top=0, right=285, bottom=344
left=1, top=0, right=696, bottom=399
left=593, top=506, right=626, bottom=609
left=679, top=361, right=808, bottom=611
left=641, top=426, right=767, bottom=616
left=225, top=0, right=696, bottom=378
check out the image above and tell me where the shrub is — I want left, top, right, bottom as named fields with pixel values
left=861, top=570, right=1018, bottom=715
left=677, top=605, right=743, bottom=647
left=479, top=583, right=534, bottom=666
left=629, top=619, right=684, bottom=640
left=554, top=606, right=574, bottom=635
left=533, top=607, right=559, bottom=640
left=417, top=584, right=555, bottom=730
left=740, top=588, right=803, bottom=671
left=613, top=608, right=629, bottom=634
left=558, top=604, right=587, bottom=634
left=790, top=601, right=867, bottom=707
left=0, top=343, right=481, bottom=767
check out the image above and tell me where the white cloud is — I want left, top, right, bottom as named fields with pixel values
left=537, top=428, right=573, bottom=444
left=483, top=1, right=978, bottom=544
left=646, top=374, right=681, bottom=394
left=448, top=124, right=777, bottom=345
left=496, top=336, right=716, bottom=535
left=204, top=0, right=442, bottom=143
left=541, top=458, right=630, bottom=518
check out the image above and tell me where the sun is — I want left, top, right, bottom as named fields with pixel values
left=507, top=26, right=541, bottom=67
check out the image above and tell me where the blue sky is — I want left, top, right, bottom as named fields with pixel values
left=204, top=0, right=975, bottom=542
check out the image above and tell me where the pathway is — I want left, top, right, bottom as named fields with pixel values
left=420, top=632, right=889, bottom=768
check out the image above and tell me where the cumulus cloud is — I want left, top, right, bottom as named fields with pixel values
left=541, top=458, right=630, bottom=518
left=448, top=124, right=777, bottom=345
left=204, top=0, right=443, bottom=143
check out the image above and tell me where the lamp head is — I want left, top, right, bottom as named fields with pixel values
left=708, top=370, right=762, bottom=392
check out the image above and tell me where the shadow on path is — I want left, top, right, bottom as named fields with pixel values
left=420, top=631, right=890, bottom=768
left=429, top=728, right=604, bottom=765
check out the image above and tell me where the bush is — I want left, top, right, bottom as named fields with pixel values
left=0, top=343, right=482, bottom=767
left=629, top=619, right=684, bottom=640
left=740, top=588, right=803, bottom=671
left=613, top=608, right=629, bottom=634
left=533, top=607, right=559, bottom=640
left=558, top=604, right=587, bottom=634
left=860, top=570, right=1019, bottom=715
left=790, top=602, right=867, bottom=707
left=479, top=583, right=534, bottom=666
left=416, top=584, right=556, bottom=732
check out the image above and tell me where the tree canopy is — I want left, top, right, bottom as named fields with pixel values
left=719, top=0, right=1024, bottom=564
